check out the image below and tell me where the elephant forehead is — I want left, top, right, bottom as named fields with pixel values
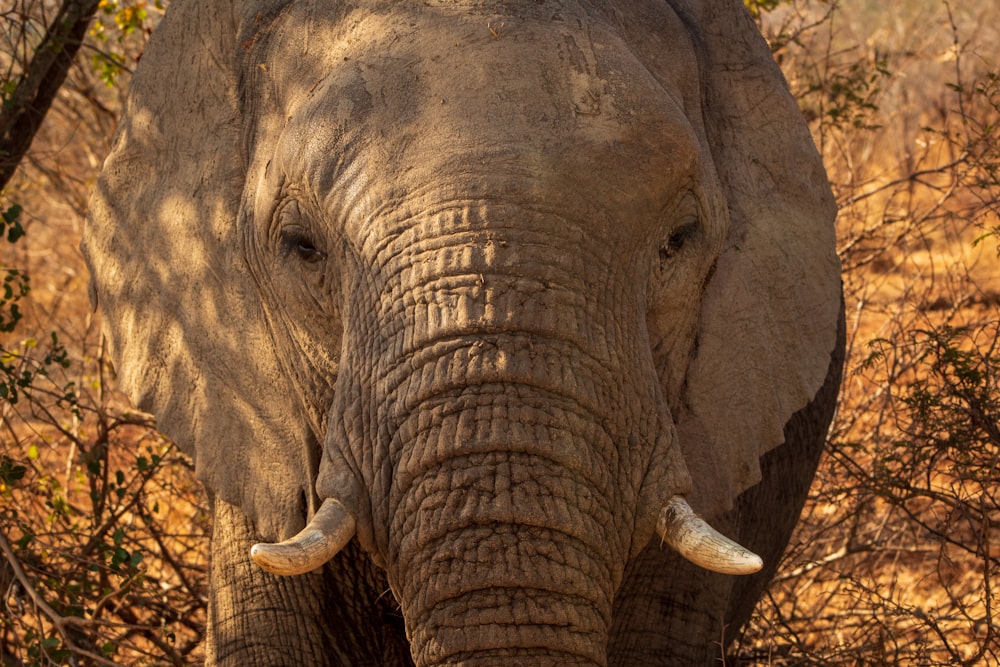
left=257, top=2, right=705, bottom=227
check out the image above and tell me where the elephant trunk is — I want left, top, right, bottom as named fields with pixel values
left=317, top=206, right=688, bottom=665
left=389, top=382, right=623, bottom=666
left=327, top=215, right=645, bottom=664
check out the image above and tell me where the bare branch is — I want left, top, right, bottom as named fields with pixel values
left=0, top=0, right=102, bottom=190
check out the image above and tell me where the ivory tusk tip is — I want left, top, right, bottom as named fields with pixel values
left=657, top=495, right=764, bottom=576
left=250, top=542, right=321, bottom=576
left=725, top=551, right=764, bottom=575
left=249, top=498, right=357, bottom=577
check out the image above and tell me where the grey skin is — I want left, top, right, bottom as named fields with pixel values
left=83, top=0, right=844, bottom=665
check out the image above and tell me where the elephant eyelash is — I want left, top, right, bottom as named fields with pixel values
left=296, top=243, right=327, bottom=263
left=659, top=221, right=699, bottom=262
left=280, top=228, right=328, bottom=264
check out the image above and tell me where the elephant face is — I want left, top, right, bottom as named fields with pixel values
left=249, top=3, right=724, bottom=549
left=84, top=0, right=841, bottom=664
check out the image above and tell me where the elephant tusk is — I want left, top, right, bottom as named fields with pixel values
left=250, top=498, right=356, bottom=576
left=656, top=496, right=763, bottom=575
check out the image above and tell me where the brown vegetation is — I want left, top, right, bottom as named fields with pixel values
left=2, top=3, right=207, bottom=664
left=733, top=1, right=999, bottom=664
left=1, top=0, right=997, bottom=664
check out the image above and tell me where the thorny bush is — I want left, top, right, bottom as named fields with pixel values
left=733, top=1, right=999, bottom=665
left=2, top=2, right=209, bottom=665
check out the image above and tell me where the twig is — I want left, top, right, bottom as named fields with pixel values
left=0, top=527, right=119, bottom=666
left=0, top=528, right=85, bottom=635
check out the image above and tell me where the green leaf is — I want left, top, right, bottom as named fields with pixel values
left=111, top=546, right=130, bottom=567
left=6, top=223, right=25, bottom=243
left=0, top=457, right=27, bottom=485
left=1, top=204, right=21, bottom=224
left=15, top=531, right=33, bottom=549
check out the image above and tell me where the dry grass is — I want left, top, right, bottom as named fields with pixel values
left=2, top=0, right=998, bottom=664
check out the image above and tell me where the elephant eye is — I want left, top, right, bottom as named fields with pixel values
left=295, top=240, right=326, bottom=263
left=659, top=221, right=699, bottom=262
left=280, top=228, right=327, bottom=264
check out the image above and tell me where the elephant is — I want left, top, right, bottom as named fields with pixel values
left=82, top=0, right=844, bottom=665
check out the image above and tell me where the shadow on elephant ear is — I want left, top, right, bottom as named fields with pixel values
left=609, top=304, right=845, bottom=665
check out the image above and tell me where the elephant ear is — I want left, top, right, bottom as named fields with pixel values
left=670, top=0, right=841, bottom=517
left=83, top=0, right=317, bottom=540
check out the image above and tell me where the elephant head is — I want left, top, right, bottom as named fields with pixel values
left=83, top=0, right=841, bottom=664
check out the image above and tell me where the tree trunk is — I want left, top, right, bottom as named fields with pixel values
left=0, top=0, right=102, bottom=190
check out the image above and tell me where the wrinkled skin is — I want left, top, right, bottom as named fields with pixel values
left=83, top=0, right=844, bottom=665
